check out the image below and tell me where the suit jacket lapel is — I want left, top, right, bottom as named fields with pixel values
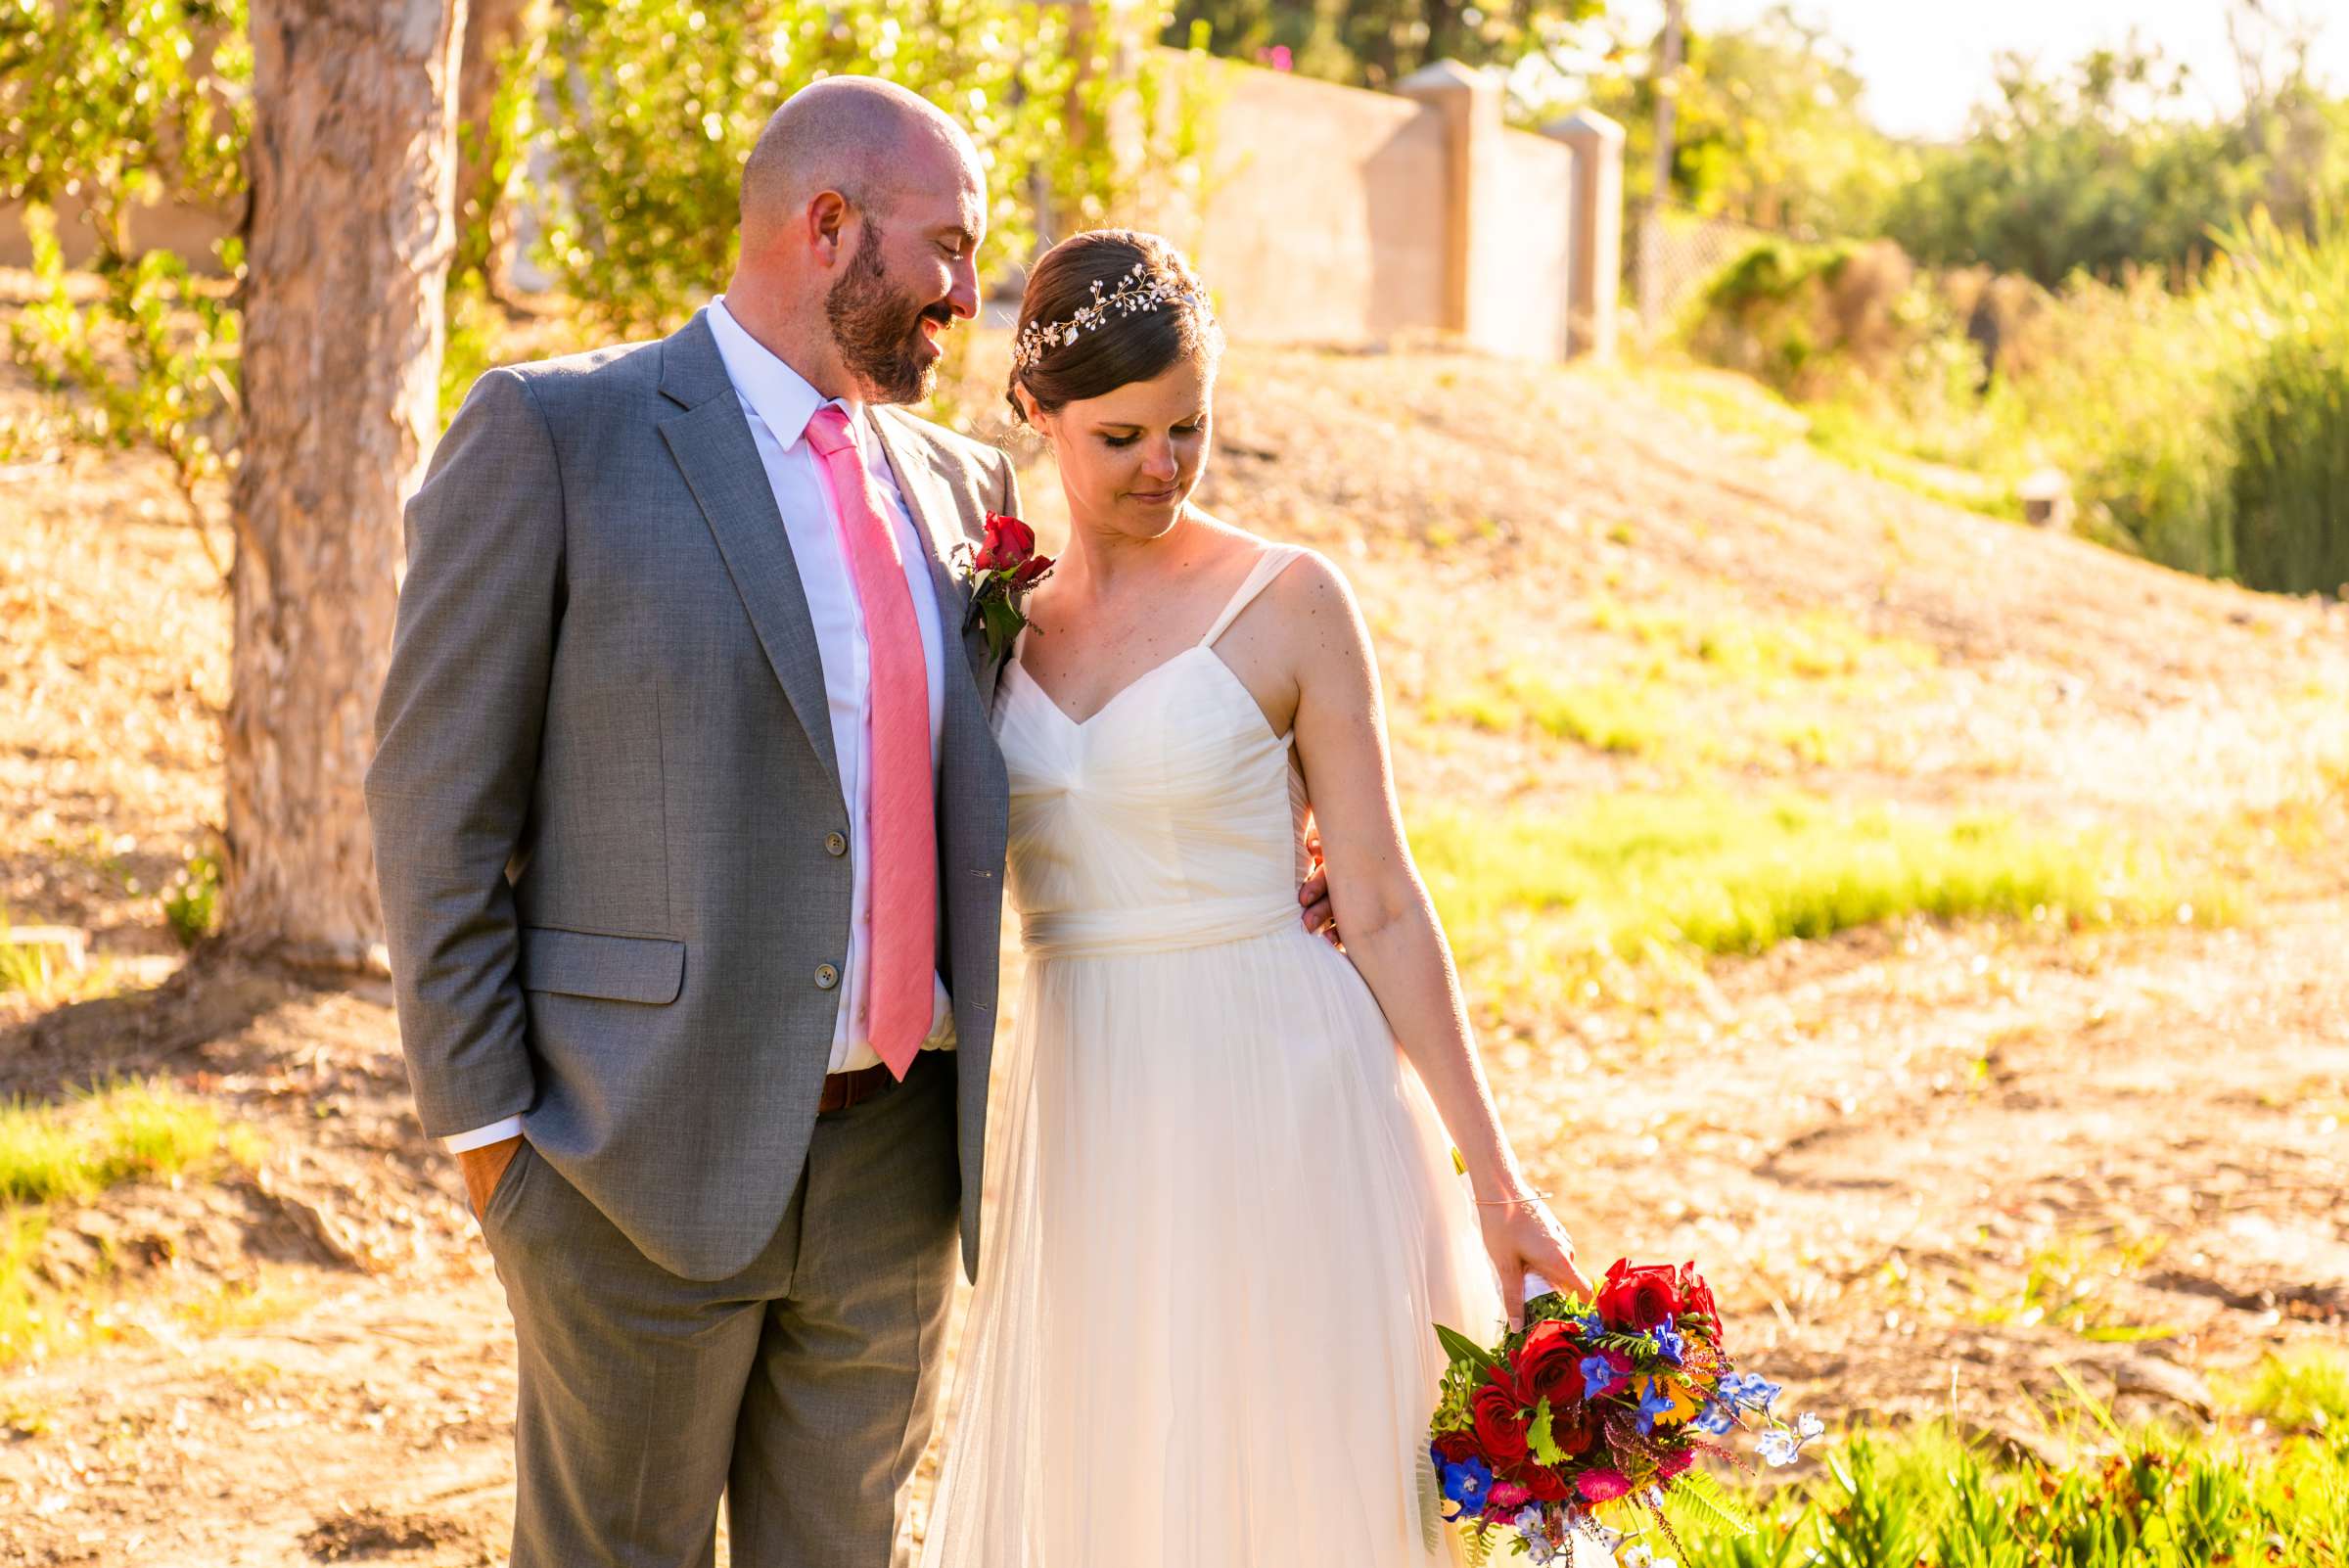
left=868, top=410, right=993, bottom=689
left=656, top=312, right=842, bottom=790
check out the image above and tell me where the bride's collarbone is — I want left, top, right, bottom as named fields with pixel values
left=1020, top=545, right=1301, bottom=727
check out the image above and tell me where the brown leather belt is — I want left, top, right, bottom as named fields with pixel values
left=817, top=1061, right=898, bottom=1115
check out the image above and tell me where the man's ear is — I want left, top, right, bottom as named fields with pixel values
left=807, top=190, right=851, bottom=264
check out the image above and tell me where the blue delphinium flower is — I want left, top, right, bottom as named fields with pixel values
left=1580, top=1354, right=1623, bottom=1399
left=1514, top=1507, right=1557, bottom=1564
left=1650, top=1321, right=1685, bottom=1364
left=1757, top=1428, right=1799, bottom=1467
left=1692, top=1401, right=1736, bottom=1435
left=1440, top=1456, right=1496, bottom=1519
left=1635, top=1378, right=1679, bottom=1436
left=1574, top=1309, right=1604, bottom=1338
left=1796, top=1411, right=1825, bottom=1441
left=1721, top=1371, right=1782, bottom=1412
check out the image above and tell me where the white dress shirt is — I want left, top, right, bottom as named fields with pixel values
left=445, top=297, right=956, bottom=1154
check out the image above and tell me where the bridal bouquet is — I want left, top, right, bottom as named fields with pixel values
left=1428, top=1259, right=1820, bottom=1562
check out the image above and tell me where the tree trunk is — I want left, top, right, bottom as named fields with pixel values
left=225, top=0, right=466, bottom=966
left=453, top=0, right=541, bottom=290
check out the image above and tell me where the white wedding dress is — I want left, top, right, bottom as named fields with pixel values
left=921, top=545, right=1504, bottom=1568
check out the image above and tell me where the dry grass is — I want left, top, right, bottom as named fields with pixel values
left=1, top=291, right=2347, bottom=1563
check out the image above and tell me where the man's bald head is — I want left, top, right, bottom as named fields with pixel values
left=741, top=75, right=980, bottom=239
left=723, top=75, right=988, bottom=407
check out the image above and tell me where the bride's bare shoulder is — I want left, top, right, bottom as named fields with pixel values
left=1186, top=511, right=1339, bottom=588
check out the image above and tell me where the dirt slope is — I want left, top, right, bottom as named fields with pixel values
left=2, top=324, right=2345, bottom=1565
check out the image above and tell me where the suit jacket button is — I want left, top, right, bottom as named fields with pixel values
left=824, top=832, right=848, bottom=856
left=814, top=963, right=840, bottom=990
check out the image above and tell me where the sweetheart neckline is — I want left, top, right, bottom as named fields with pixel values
left=1005, top=647, right=1291, bottom=750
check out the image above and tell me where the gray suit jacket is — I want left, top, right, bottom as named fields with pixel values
left=365, top=309, right=1014, bottom=1281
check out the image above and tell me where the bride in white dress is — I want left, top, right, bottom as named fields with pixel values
left=921, top=230, right=1591, bottom=1568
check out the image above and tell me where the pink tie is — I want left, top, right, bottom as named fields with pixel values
left=806, top=405, right=936, bottom=1081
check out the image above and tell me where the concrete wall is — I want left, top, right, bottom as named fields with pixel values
left=1493, top=128, right=1576, bottom=360
left=3, top=51, right=1623, bottom=363
left=1181, top=59, right=1450, bottom=346
left=0, top=195, right=239, bottom=273
left=1170, top=50, right=1615, bottom=362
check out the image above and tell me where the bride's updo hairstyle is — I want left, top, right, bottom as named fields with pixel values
left=1005, top=229, right=1224, bottom=427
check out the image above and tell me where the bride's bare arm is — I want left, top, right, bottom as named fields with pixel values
left=1277, top=553, right=1592, bottom=1314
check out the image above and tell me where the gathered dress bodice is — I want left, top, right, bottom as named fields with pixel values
left=994, top=548, right=1312, bottom=960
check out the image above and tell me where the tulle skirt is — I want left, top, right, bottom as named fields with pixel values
left=921, top=917, right=1504, bottom=1567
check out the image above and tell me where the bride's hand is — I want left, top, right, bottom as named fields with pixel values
left=1297, top=819, right=1340, bottom=946
left=1477, top=1195, right=1593, bottom=1330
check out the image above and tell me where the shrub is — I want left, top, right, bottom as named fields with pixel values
left=1682, top=211, right=2349, bottom=597
left=162, top=851, right=222, bottom=949
left=530, top=0, right=1217, bottom=338
left=0, top=0, right=249, bottom=551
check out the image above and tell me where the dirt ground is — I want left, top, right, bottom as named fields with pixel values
left=2, top=314, right=2346, bottom=1566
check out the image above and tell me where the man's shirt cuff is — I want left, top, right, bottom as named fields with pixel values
left=445, top=1115, right=526, bottom=1152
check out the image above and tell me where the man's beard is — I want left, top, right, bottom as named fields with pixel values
left=825, top=221, right=945, bottom=405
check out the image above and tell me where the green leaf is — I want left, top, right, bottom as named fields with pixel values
left=1437, top=1322, right=1500, bottom=1374
left=1526, top=1397, right=1567, bottom=1466
left=1662, top=1465, right=1756, bottom=1538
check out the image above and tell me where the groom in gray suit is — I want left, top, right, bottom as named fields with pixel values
left=366, top=78, right=1016, bottom=1566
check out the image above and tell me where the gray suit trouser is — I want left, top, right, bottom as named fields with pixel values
left=482, top=1052, right=959, bottom=1568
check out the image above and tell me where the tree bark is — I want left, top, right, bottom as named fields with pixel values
left=225, top=0, right=466, bottom=966
left=453, top=0, right=542, bottom=290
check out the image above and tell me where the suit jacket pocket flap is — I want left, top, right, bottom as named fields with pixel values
left=518, top=927, right=685, bottom=1004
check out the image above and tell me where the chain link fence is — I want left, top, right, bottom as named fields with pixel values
left=1633, top=200, right=1790, bottom=339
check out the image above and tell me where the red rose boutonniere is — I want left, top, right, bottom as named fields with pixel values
left=957, top=511, right=1055, bottom=667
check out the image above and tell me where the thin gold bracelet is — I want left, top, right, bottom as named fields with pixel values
left=1471, top=1190, right=1552, bottom=1208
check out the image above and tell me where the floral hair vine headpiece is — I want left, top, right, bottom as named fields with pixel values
left=1011, top=261, right=1215, bottom=373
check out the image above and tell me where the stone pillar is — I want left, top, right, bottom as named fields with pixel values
left=1398, top=60, right=1508, bottom=355
left=1546, top=108, right=1624, bottom=362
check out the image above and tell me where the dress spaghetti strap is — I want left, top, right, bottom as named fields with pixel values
left=1198, top=545, right=1308, bottom=649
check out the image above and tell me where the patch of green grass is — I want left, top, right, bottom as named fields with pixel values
left=1969, top=1233, right=2183, bottom=1343
left=1768, top=717, right=1855, bottom=768
left=0, top=1209, right=50, bottom=1360
left=0, top=937, right=50, bottom=995
left=1589, top=596, right=1935, bottom=688
left=2221, top=1349, right=2349, bottom=1436
left=0, top=1081, right=263, bottom=1363
left=162, top=849, right=221, bottom=948
left=0, top=1080, right=244, bottom=1205
left=1651, top=1421, right=2349, bottom=1568
left=1803, top=397, right=2031, bottom=521
left=1430, top=669, right=1673, bottom=755
left=1409, top=790, right=2211, bottom=974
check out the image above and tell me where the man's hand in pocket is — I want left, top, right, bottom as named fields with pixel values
left=458, top=1135, right=525, bottom=1221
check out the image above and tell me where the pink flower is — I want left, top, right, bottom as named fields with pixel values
left=1657, top=1448, right=1697, bottom=1479
left=1487, top=1481, right=1531, bottom=1512
left=1576, top=1469, right=1633, bottom=1502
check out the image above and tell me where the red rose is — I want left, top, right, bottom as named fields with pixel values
left=1511, top=1319, right=1587, bottom=1410
left=1513, top=1461, right=1571, bottom=1502
left=982, top=511, right=1036, bottom=571
left=1010, top=551, right=1054, bottom=588
left=1433, top=1431, right=1480, bottom=1464
left=1468, top=1373, right=1530, bottom=1466
left=1549, top=1399, right=1597, bottom=1458
left=1594, top=1258, right=1682, bottom=1331
left=1676, top=1262, right=1719, bottom=1327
